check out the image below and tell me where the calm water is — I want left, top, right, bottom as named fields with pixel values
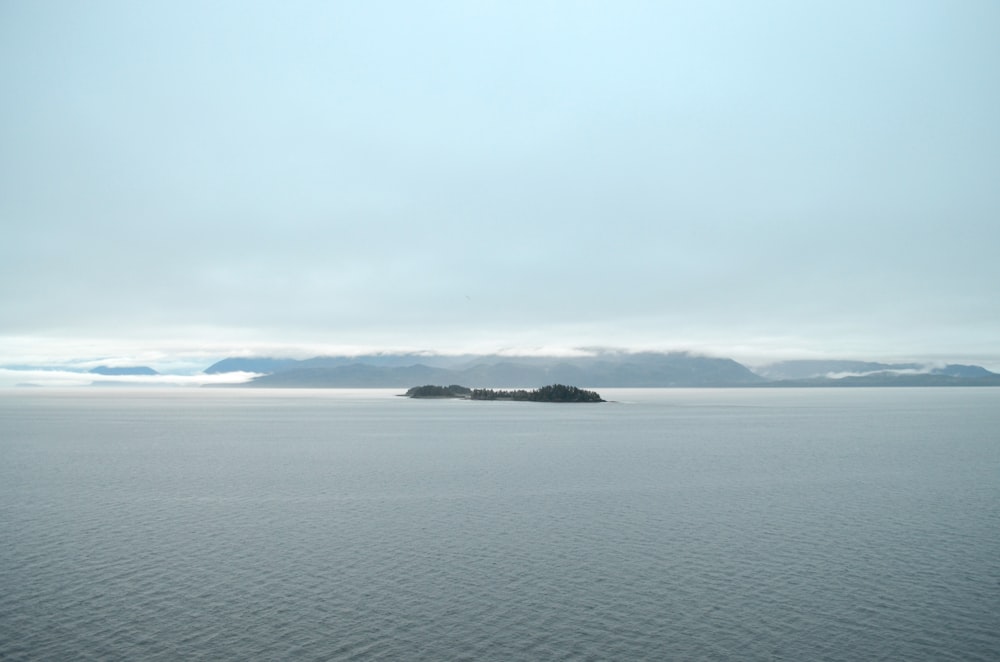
left=1, top=387, right=998, bottom=660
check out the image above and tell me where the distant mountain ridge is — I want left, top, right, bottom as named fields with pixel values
left=203, top=352, right=1000, bottom=388
left=207, top=352, right=765, bottom=388
left=753, top=360, right=994, bottom=381
left=752, top=360, right=1000, bottom=386
left=204, top=354, right=474, bottom=374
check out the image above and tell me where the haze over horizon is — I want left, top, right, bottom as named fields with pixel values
left=3, top=2, right=998, bottom=377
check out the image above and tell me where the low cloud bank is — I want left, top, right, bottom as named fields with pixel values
left=0, top=369, right=260, bottom=388
left=824, top=368, right=930, bottom=379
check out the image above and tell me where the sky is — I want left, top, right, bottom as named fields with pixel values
left=2, top=0, right=999, bottom=377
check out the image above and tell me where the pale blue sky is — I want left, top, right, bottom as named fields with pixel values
left=2, top=1, right=999, bottom=370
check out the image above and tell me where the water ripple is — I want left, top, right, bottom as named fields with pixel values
left=2, top=388, right=999, bottom=660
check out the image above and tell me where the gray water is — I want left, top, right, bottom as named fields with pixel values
left=1, top=387, right=998, bottom=660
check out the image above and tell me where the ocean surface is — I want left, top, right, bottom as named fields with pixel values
left=1, top=387, right=998, bottom=660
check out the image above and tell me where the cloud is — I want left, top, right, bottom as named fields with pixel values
left=1, top=2, right=998, bottom=368
left=825, top=370, right=907, bottom=380
left=0, top=368, right=259, bottom=389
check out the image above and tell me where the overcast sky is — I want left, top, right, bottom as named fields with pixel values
left=2, top=1, right=999, bottom=372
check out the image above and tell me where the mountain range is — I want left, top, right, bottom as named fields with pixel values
left=203, top=353, right=1000, bottom=388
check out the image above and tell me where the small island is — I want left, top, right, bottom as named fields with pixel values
left=405, top=384, right=604, bottom=402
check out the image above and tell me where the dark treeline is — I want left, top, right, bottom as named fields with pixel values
left=405, top=385, right=471, bottom=398
left=471, top=384, right=604, bottom=402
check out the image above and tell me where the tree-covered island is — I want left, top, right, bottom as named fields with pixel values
left=405, top=384, right=604, bottom=402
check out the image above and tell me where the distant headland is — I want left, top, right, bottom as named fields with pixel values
left=406, top=384, right=605, bottom=402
